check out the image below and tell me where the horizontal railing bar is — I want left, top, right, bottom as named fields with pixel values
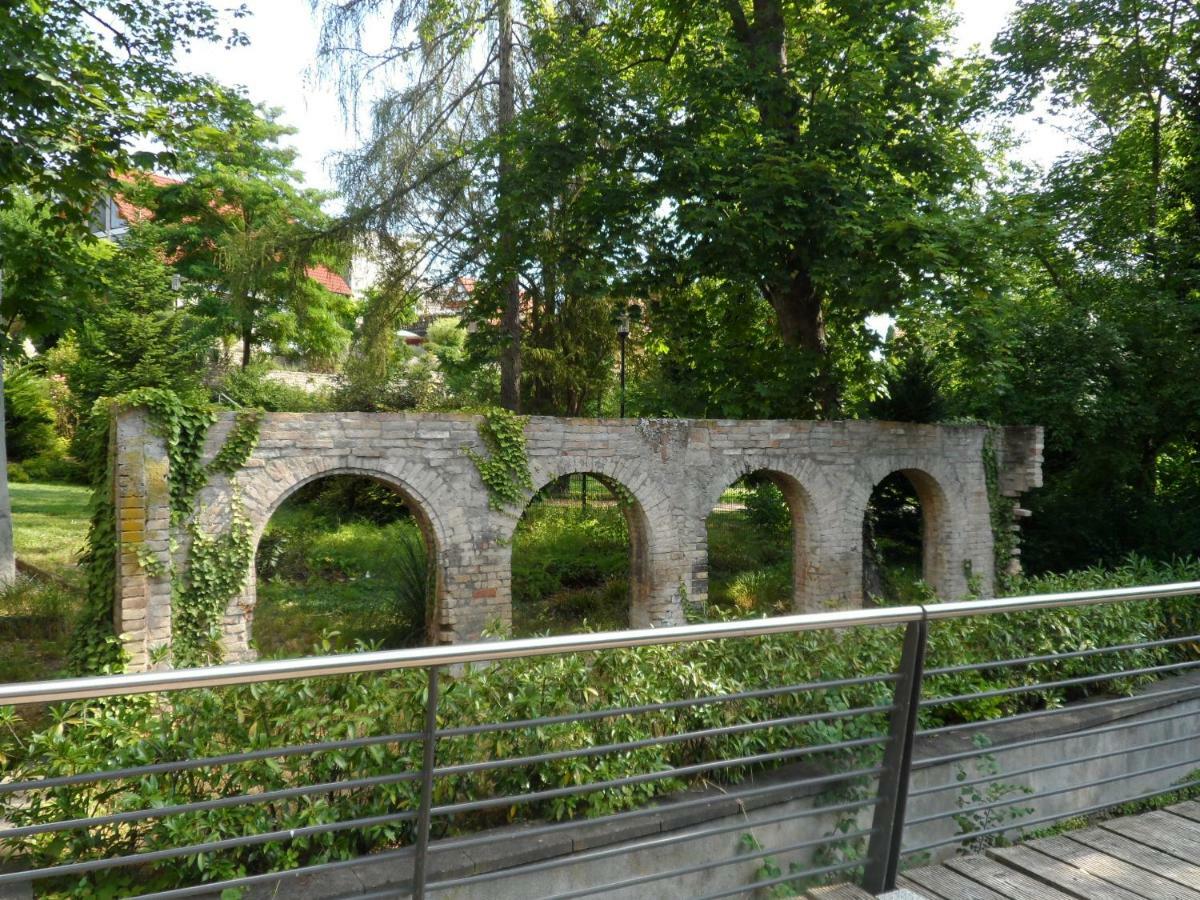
left=427, top=804, right=874, bottom=891
left=694, top=858, right=866, bottom=900
left=914, top=705, right=1200, bottom=770
left=0, top=729, right=422, bottom=797
left=436, top=677, right=897, bottom=739
left=917, top=676, right=1200, bottom=739
left=0, top=764, right=423, bottom=840
left=924, top=632, right=1200, bottom=677
left=131, top=791, right=882, bottom=900
left=0, top=690, right=888, bottom=801
left=0, top=805, right=418, bottom=884
left=432, top=709, right=892, bottom=780
left=921, top=582, right=1200, bottom=620
left=902, top=776, right=1200, bottom=856
left=909, top=728, right=1199, bottom=801
left=417, top=781, right=879, bottom=859
left=3, top=582, right=1197, bottom=707
left=919, top=658, right=1200, bottom=709
left=907, top=754, right=1199, bottom=827
left=431, top=752, right=885, bottom=819
left=536, top=828, right=875, bottom=900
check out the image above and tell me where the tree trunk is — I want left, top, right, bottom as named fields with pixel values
left=497, top=0, right=522, bottom=412
left=0, top=349, right=16, bottom=588
left=723, top=0, right=841, bottom=415
left=241, top=321, right=253, bottom=368
left=764, top=267, right=841, bottom=415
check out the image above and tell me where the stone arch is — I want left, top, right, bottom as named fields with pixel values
left=699, top=457, right=835, bottom=613
left=225, top=460, right=455, bottom=661
left=854, top=460, right=967, bottom=602
left=501, top=456, right=683, bottom=628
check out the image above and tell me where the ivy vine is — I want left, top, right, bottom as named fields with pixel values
left=983, top=430, right=1018, bottom=592
left=69, top=393, right=263, bottom=673
left=208, top=409, right=263, bottom=475
left=172, top=508, right=254, bottom=667
left=463, top=407, right=533, bottom=510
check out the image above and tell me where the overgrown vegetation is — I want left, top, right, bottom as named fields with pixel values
left=706, top=480, right=794, bottom=616
left=2, top=556, right=1198, bottom=894
left=254, top=476, right=431, bottom=656
left=512, top=482, right=631, bottom=635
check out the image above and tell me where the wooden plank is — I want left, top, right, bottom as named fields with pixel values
left=806, top=884, right=874, bottom=899
left=1069, top=827, right=1200, bottom=891
left=1028, top=833, right=1200, bottom=900
left=942, top=855, right=1077, bottom=900
left=1167, top=800, right=1200, bottom=824
left=1101, top=810, right=1200, bottom=862
left=988, top=845, right=1148, bottom=900
left=899, top=865, right=1009, bottom=900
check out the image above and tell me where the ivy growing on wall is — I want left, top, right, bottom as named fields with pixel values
left=208, top=409, right=263, bottom=475
left=983, top=430, right=1017, bottom=592
left=463, top=407, right=533, bottom=510
left=69, top=391, right=263, bottom=673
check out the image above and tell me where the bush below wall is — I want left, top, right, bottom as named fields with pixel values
left=1, top=555, right=1198, bottom=896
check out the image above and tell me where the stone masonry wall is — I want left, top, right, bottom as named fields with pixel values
left=111, top=411, right=1043, bottom=670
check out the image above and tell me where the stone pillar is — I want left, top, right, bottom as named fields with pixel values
left=112, top=408, right=173, bottom=670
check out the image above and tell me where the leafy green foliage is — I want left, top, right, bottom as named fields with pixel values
left=463, top=408, right=532, bottom=510
left=7, top=556, right=1200, bottom=893
left=512, top=501, right=631, bottom=636
left=125, top=99, right=354, bottom=369
left=254, top=477, right=432, bottom=654
left=2, top=364, right=59, bottom=462
left=208, top=410, right=263, bottom=476
left=0, top=1, right=242, bottom=220
left=212, top=361, right=332, bottom=413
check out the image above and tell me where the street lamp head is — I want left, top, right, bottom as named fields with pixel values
left=617, top=312, right=630, bottom=337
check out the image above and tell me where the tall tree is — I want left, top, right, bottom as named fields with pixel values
left=649, top=0, right=984, bottom=412
left=0, top=0, right=240, bottom=582
left=919, top=0, right=1200, bottom=570
left=128, top=101, right=354, bottom=370
left=316, top=0, right=528, bottom=407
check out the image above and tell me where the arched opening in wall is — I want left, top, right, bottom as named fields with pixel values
left=863, top=470, right=943, bottom=604
left=510, top=473, right=647, bottom=636
left=252, top=474, right=437, bottom=657
left=705, top=472, right=804, bottom=617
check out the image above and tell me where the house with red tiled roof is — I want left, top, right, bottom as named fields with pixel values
left=90, top=175, right=352, bottom=298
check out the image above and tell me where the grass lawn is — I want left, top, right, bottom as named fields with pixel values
left=254, top=497, right=430, bottom=658
left=10, top=480, right=90, bottom=585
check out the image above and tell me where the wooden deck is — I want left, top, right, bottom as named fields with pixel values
left=811, top=801, right=1200, bottom=900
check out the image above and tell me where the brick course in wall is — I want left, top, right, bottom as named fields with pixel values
left=111, top=411, right=1043, bottom=670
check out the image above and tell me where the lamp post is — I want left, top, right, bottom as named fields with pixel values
left=617, top=311, right=630, bottom=418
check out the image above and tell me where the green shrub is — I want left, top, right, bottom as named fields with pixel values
left=744, top=481, right=791, bottom=537
left=215, top=361, right=331, bottom=412
left=14, top=453, right=87, bottom=484
left=511, top=503, right=631, bottom=634
left=5, top=556, right=1198, bottom=895
left=3, top=364, right=60, bottom=461
left=727, top=565, right=792, bottom=614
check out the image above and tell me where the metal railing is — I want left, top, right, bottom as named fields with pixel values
left=1, top=581, right=1199, bottom=898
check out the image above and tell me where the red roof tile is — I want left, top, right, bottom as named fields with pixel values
left=110, top=173, right=351, bottom=296
left=306, top=264, right=352, bottom=296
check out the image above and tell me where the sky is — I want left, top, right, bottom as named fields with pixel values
left=179, top=0, right=1070, bottom=199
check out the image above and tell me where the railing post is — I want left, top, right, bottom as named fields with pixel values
left=863, top=616, right=928, bottom=894
left=412, top=665, right=441, bottom=899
